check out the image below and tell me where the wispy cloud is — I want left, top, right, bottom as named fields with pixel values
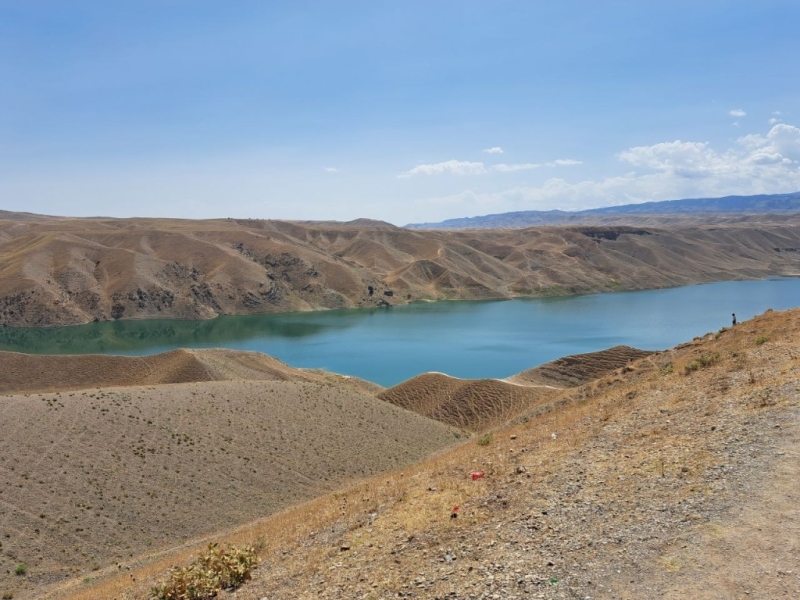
left=483, top=146, right=504, bottom=154
left=492, top=159, right=581, bottom=172
left=399, top=160, right=487, bottom=177
left=401, top=157, right=582, bottom=177
left=547, top=159, right=582, bottom=167
left=729, top=109, right=747, bottom=117
left=323, top=166, right=339, bottom=173
left=493, top=163, right=541, bottom=172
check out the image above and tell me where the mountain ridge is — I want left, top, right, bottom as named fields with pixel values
left=406, top=191, right=800, bottom=229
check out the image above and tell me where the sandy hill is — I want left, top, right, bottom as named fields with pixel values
left=377, top=374, right=555, bottom=432
left=0, top=348, right=378, bottom=395
left=377, top=346, right=654, bottom=432
left=44, top=307, right=800, bottom=600
left=3, top=213, right=800, bottom=326
left=508, top=345, right=654, bottom=387
left=0, top=351, right=460, bottom=599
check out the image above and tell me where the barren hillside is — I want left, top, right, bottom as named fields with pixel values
left=41, top=307, right=800, bottom=600
left=0, top=351, right=461, bottom=599
left=375, top=346, right=656, bottom=432
left=508, top=345, right=654, bottom=387
left=0, top=348, right=376, bottom=395
left=2, top=213, right=800, bottom=326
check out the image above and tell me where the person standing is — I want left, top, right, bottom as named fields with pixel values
left=732, top=313, right=737, bottom=326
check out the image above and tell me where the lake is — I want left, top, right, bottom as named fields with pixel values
left=1, top=278, right=798, bottom=387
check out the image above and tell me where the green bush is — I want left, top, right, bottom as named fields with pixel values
left=755, top=335, right=769, bottom=346
left=14, top=564, right=26, bottom=576
left=150, top=543, right=257, bottom=600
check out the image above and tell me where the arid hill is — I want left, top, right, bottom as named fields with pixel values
left=3, top=212, right=800, bottom=326
left=4, top=310, right=800, bottom=599
left=377, top=374, right=554, bottom=432
left=508, top=344, right=654, bottom=387
left=375, top=347, right=651, bottom=432
left=0, top=348, right=378, bottom=395
left=0, top=350, right=462, bottom=599
left=52, top=306, right=795, bottom=600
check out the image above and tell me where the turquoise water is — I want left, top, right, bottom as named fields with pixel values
left=1, top=279, right=799, bottom=386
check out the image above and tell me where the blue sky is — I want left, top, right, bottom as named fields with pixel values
left=1, top=1, right=799, bottom=224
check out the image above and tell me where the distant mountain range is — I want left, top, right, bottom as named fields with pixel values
left=405, top=191, right=800, bottom=229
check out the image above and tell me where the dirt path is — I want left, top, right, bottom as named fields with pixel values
left=628, top=407, right=800, bottom=600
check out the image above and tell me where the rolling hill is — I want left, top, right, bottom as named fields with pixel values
left=0, top=349, right=462, bottom=599
left=3, top=213, right=800, bottom=327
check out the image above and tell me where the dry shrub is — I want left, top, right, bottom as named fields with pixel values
left=684, top=352, right=720, bottom=374
left=149, top=543, right=257, bottom=600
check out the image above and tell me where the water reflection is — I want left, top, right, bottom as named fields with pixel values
left=0, top=308, right=371, bottom=354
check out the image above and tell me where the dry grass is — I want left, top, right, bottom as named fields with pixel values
left=43, top=306, right=800, bottom=600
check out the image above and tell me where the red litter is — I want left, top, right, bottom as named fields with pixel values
left=470, top=471, right=485, bottom=480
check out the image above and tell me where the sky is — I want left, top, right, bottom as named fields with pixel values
left=1, top=1, right=799, bottom=225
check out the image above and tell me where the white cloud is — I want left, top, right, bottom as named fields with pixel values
left=729, top=109, right=747, bottom=117
left=483, top=146, right=504, bottom=154
left=493, top=163, right=541, bottom=172
left=769, top=117, right=780, bottom=125
left=401, top=157, right=583, bottom=177
left=773, top=111, right=783, bottom=116
left=491, top=159, right=581, bottom=172
left=546, top=159, right=583, bottom=167
left=418, top=123, right=800, bottom=214
left=323, top=166, right=339, bottom=173
left=399, top=160, right=487, bottom=177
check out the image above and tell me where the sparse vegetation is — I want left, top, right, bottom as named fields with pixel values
left=149, top=543, right=257, bottom=600
left=476, top=432, right=494, bottom=446
left=14, top=564, right=26, bottom=576
left=755, top=335, right=769, bottom=346
left=684, top=352, right=720, bottom=374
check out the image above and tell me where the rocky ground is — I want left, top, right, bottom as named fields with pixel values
left=15, top=309, right=800, bottom=600
left=212, top=310, right=800, bottom=600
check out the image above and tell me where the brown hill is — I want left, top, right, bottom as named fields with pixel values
left=0, top=352, right=458, bottom=599
left=63, top=307, right=799, bottom=600
left=377, top=346, right=654, bottom=432
left=508, top=344, right=655, bottom=387
left=3, top=214, right=800, bottom=326
left=377, top=374, right=556, bottom=432
left=0, top=348, right=374, bottom=395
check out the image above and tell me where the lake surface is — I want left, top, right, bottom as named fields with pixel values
left=2, top=279, right=799, bottom=387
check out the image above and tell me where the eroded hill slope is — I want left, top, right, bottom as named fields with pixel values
left=3, top=214, right=800, bottom=326
left=0, top=357, right=455, bottom=599
left=0, top=348, right=378, bottom=395
left=57, top=307, right=800, bottom=600
left=378, top=346, right=654, bottom=431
